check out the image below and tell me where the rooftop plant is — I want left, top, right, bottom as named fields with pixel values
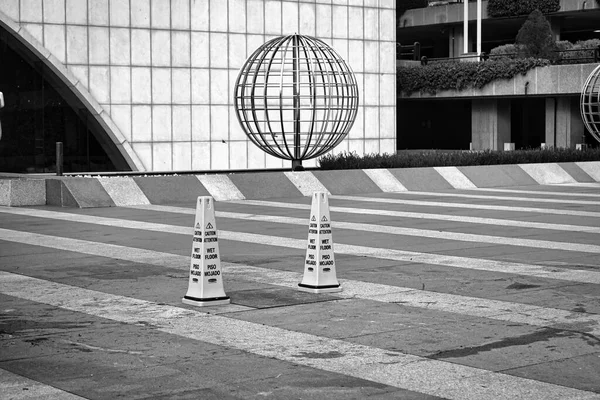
left=487, top=0, right=560, bottom=17
left=516, top=9, right=559, bottom=61
left=397, top=57, right=549, bottom=95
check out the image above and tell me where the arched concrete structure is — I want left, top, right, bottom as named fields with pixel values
left=0, top=1, right=396, bottom=172
left=0, top=10, right=146, bottom=171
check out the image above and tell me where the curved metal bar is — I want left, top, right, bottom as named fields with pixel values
left=233, top=34, right=360, bottom=163
left=581, top=64, right=600, bottom=144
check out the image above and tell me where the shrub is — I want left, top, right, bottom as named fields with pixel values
left=561, top=39, right=600, bottom=63
left=555, top=40, right=573, bottom=52
left=516, top=10, right=559, bottom=61
left=318, top=148, right=600, bottom=170
left=489, top=43, right=522, bottom=59
left=487, top=0, right=560, bottom=18
left=397, top=57, right=549, bottom=95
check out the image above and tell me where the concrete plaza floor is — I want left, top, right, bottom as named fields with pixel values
left=1, top=183, right=599, bottom=399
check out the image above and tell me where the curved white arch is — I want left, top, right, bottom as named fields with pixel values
left=0, top=11, right=146, bottom=172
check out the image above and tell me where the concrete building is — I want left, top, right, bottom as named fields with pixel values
left=0, top=0, right=396, bottom=173
left=397, top=0, right=600, bottom=151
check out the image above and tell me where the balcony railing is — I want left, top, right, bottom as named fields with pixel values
left=416, top=46, right=600, bottom=65
left=397, top=42, right=421, bottom=61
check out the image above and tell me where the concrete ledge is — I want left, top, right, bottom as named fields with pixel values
left=389, top=167, right=454, bottom=191
left=311, top=170, right=382, bottom=195
left=133, top=176, right=211, bottom=205
left=1, top=161, right=598, bottom=208
left=228, top=172, right=303, bottom=199
left=0, top=179, right=46, bottom=206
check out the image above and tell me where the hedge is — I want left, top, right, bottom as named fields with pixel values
left=487, top=0, right=561, bottom=17
left=318, top=148, right=600, bottom=170
left=397, top=58, right=549, bottom=95
left=489, top=39, right=600, bottom=63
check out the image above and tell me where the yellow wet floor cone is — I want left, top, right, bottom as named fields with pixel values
left=299, top=192, right=342, bottom=293
left=182, top=196, right=230, bottom=306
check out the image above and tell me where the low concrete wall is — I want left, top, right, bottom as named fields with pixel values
left=399, top=64, right=599, bottom=99
left=1, top=162, right=599, bottom=208
left=0, top=178, right=46, bottom=207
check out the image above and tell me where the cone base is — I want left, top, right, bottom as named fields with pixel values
left=298, top=283, right=342, bottom=294
left=182, top=295, right=231, bottom=307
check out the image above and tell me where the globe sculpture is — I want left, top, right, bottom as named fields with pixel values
left=233, top=34, right=359, bottom=170
left=581, top=64, right=600, bottom=144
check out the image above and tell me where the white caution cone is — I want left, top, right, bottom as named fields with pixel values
left=182, top=196, right=230, bottom=306
left=299, top=192, right=342, bottom=293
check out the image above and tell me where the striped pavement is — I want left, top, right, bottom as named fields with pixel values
left=0, top=184, right=599, bottom=399
left=4, top=162, right=600, bottom=208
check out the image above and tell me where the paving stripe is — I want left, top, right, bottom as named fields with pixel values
left=434, top=167, right=477, bottom=189
left=553, top=183, right=600, bottom=187
left=130, top=204, right=600, bottom=253
left=327, top=195, right=600, bottom=218
left=1, top=272, right=597, bottom=400
left=284, top=171, right=330, bottom=196
left=1, top=228, right=598, bottom=335
left=196, top=174, right=245, bottom=201
left=362, top=169, right=408, bottom=192
left=96, top=177, right=150, bottom=206
left=1, top=208, right=599, bottom=285
left=576, top=162, right=600, bottom=181
left=471, top=187, right=600, bottom=198
left=519, top=163, right=578, bottom=185
left=394, top=190, right=600, bottom=206
left=227, top=199, right=600, bottom=234
left=0, top=368, right=87, bottom=400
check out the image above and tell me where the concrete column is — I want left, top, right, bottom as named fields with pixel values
left=476, top=0, right=482, bottom=55
left=545, top=97, right=584, bottom=148
left=545, top=98, right=557, bottom=147
left=454, top=26, right=470, bottom=56
left=471, top=99, right=511, bottom=150
left=463, top=0, right=469, bottom=54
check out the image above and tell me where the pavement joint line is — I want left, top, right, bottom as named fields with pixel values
left=551, top=182, right=600, bottom=187
left=216, top=208, right=600, bottom=252
left=1, top=271, right=598, bottom=400
left=234, top=198, right=600, bottom=224
left=128, top=203, right=600, bottom=253
left=379, top=190, right=600, bottom=206
left=471, top=187, right=600, bottom=198
left=1, top=206, right=599, bottom=284
left=324, top=196, right=600, bottom=218
left=0, top=369, right=87, bottom=400
left=172, top=204, right=600, bottom=235
left=0, top=227, right=599, bottom=337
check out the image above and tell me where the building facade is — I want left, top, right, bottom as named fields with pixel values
left=0, top=0, right=396, bottom=173
left=397, top=0, right=600, bottom=151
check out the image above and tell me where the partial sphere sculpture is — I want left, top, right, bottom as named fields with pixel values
left=233, top=34, right=359, bottom=170
left=581, top=64, right=600, bottom=144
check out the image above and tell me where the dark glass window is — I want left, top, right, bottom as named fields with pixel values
left=0, top=27, right=129, bottom=173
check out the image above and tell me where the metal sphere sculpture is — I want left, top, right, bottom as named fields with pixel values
left=581, top=64, right=600, bottom=144
left=234, top=34, right=359, bottom=170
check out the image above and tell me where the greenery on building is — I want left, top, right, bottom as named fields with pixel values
left=397, top=57, right=549, bottom=95
left=490, top=39, right=600, bottom=63
left=515, top=9, right=558, bottom=61
left=398, top=8, right=599, bottom=96
left=318, top=148, right=600, bottom=170
left=487, top=0, right=560, bottom=17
